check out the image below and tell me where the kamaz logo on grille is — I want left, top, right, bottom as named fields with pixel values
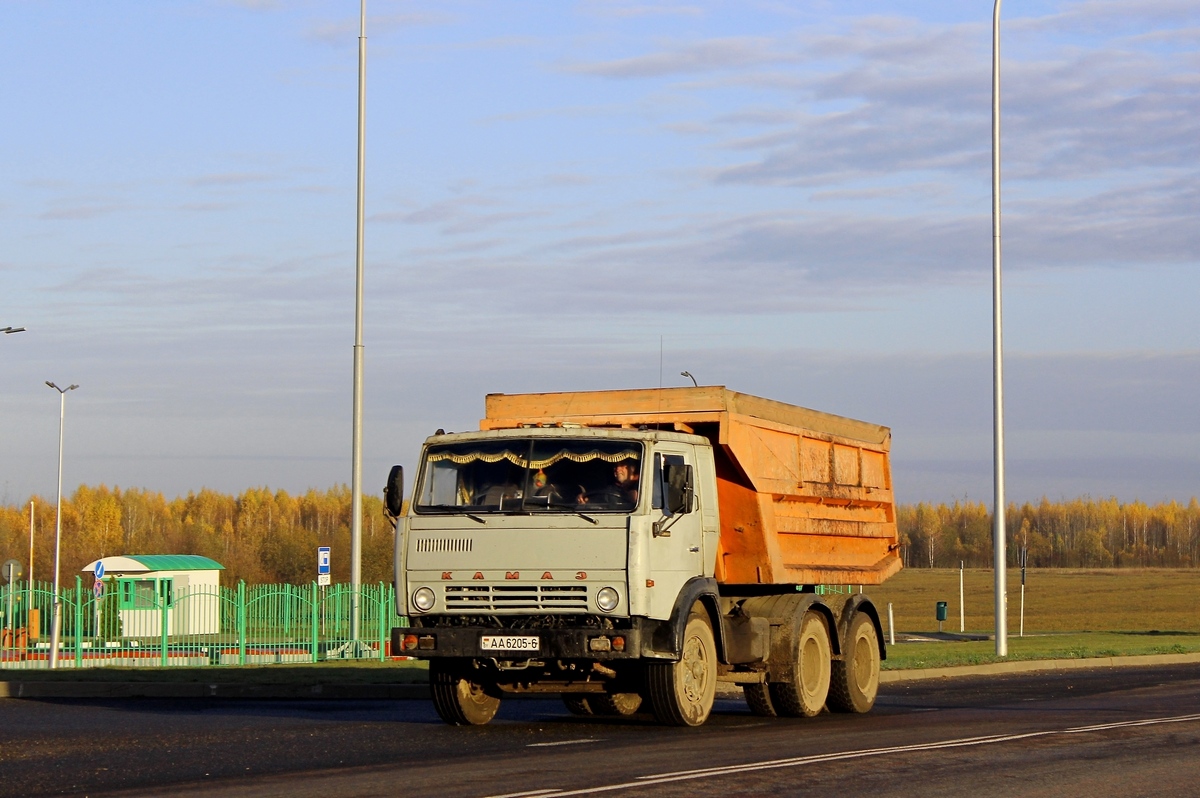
left=438, top=571, right=587, bottom=581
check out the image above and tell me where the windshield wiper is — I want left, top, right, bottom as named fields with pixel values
left=422, top=505, right=487, bottom=523
left=542, top=499, right=597, bottom=525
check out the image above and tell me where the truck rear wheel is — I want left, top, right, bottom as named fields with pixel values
left=430, top=660, right=501, bottom=726
left=769, top=611, right=831, bottom=718
left=828, top=611, right=880, bottom=713
left=646, top=608, right=717, bottom=726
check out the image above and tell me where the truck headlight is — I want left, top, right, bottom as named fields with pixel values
left=596, top=587, right=620, bottom=613
left=412, top=587, right=436, bottom=613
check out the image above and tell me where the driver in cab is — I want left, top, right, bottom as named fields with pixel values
left=578, top=461, right=639, bottom=506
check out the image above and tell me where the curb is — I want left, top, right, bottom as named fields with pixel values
left=880, top=651, right=1200, bottom=683
left=0, top=681, right=429, bottom=700
left=3, top=652, right=1198, bottom=700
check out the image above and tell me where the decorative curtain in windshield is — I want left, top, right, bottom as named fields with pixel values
left=417, top=439, right=642, bottom=513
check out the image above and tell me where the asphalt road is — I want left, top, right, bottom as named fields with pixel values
left=2, top=664, right=1198, bottom=797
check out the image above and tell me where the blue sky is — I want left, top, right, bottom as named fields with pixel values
left=2, top=0, right=1198, bottom=505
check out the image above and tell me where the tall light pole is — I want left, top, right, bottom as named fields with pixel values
left=46, top=381, right=79, bottom=668
left=991, top=0, right=1008, bottom=658
left=349, top=0, right=367, bottom=644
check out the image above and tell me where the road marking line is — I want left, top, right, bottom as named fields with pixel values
left=527, top=738, right=601, bottom=748
left=511, top=713, right=1200, bottom=797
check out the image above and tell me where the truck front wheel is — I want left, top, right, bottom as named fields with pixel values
left=562, top=694, right=595, bottom=716
left=646, top=608, right=717, bottom=726
left=563, top=690, right=642, bottom=717
left=828, top=611, right=880, bottom=713
left=770, top=611, right=831, bottom=718
left=593, top=691, right=643, bottom=716
left=430, top=660, right=501, bottom=726
left=743, top=682, right=777, bottom=717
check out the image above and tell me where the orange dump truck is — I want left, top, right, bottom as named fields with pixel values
left=384, top=387, right=900, bottom=726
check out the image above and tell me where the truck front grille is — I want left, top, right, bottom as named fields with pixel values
left=444, top=585, right=588, bottom=612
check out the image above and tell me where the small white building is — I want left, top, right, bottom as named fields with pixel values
left=82, top=555, right=225, bottom=637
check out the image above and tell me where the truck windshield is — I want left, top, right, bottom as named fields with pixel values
left=415, top=439, right=642, bottom=514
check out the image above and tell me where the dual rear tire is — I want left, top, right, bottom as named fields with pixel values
left=828, top=611, right=881, bottom=714
left=744, top=611, right=831, bottom=717
left=743, top=609, right=879, bottom=717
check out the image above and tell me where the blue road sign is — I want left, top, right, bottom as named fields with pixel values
left=95, top=561, right=105, bottom=581
left=317, top=547, right=331, bottom=576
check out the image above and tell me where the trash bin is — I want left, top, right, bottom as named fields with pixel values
left=936, top=601, right=948, bottom=622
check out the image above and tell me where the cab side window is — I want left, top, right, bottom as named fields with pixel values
left=652, top=453, right=685, bottom=510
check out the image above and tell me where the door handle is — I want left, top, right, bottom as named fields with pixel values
left=688, top=546, right=700, bottom=553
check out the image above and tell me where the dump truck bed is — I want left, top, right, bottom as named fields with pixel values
left=482, top=386, right=901, bottom=586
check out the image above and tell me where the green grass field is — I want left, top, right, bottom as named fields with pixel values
left=866, top=567, right=1200, bottom=668
left=868, top=567, right=1200, bottom=634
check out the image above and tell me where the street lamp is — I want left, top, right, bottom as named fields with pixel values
left=992, top=0, right=1009, bottom=658
left=349, top=0, right=367, bottom=646
left=3, top=326, right=26, bottom=335
left=680, top=371, right=698, bottom=387
left=46, top=381, right=79, bottom=668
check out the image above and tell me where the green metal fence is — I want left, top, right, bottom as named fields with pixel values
left=0, top=578, right=405, bottom=670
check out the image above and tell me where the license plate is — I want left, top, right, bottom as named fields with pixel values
left=480, top=635, right=540, bottom=652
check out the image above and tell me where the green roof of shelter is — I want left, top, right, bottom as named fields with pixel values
left=126, top=554, right=224, bottom=571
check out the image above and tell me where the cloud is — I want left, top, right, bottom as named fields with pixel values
left=541, top=173, right=594, bottom=188
left=189, top=173, right=274, bottom=188
left=579, top=1, right=705, bottom=20
left=1019, top=0, right=1200, bottom=34
left=371, top=194, right=544, bottom=235
left=39, top=202, right=129, bottom=221
left=565, top=36, right=799, bottom=78
left=45, top=254, right=346, bottom=324
left=1005, top=176, right=1200, bottom=267
left=220, top=0, right=282, bottom=10
left=365, top=165, right=1197, bottom=321
left=178, top=202, right=234, bottom=212
left=557, top=9, right=1197, bottom=196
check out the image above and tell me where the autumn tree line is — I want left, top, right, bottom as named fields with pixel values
left=900, top=497, right=1200, bottom=569
left=0, top=485, right=397, bottom=588
left=1, top=487, right=1198, bottom=586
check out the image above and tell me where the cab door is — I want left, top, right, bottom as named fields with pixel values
left=645, top=443, right=704, bottom=620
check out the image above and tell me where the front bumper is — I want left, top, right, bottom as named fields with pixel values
left=392, top=618, right=669, bottom=660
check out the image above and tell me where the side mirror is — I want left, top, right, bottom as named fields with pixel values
left=384, top=465, right=405, bottom=518
left=663, top=463, right=694, bottom=515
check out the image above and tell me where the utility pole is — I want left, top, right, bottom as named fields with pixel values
left=349, top=0, right=367, bottom=645
left=46, top=381, right=79, bottom=668
left=991, top=0, right=1008, bottom=658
